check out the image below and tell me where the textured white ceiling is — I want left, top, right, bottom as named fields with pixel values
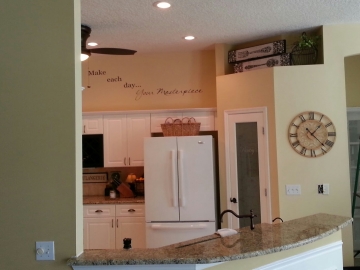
left=81, top=0, right=360, bottom=54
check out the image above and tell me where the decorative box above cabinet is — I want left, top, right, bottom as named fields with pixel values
left=103, top=114, right=151, bottom=167
left=150, top=110, right=215, bottom=133
left=83, top=115, right=103, bottom=134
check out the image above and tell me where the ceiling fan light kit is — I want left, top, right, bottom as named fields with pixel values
left=184, top=36, right=195, bottom=40
left=154, top=1, right=171, bottom=9
left=80, top=24, right=137, bottom=61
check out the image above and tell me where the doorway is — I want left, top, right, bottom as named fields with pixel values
left=224, top=107, right=271, bottom=229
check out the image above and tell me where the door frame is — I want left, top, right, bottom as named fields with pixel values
left=224, top=107, right=272, bottom=227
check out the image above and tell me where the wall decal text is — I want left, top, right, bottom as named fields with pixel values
left=135, top=88, right=203, bottom=101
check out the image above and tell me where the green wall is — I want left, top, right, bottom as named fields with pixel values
left=0, top=1, right=82, bottom=269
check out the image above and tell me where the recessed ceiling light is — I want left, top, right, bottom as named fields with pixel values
left=154, top=1, right=171, bottom=9
left=184, top=36, right=195, bottom=40
left=87, top=42, right=98, bottom=47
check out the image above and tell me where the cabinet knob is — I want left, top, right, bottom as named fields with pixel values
left=95, top=210, right=103, bottom=213
left=128, top=209, right=135, bottom=212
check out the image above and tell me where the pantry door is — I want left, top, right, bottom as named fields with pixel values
left=224, top=107, right=271, bottom=229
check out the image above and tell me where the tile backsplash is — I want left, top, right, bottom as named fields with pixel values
left=83, top=166, right=144, bottom=196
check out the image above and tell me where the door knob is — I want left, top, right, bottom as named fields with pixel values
left=230, top=197, right=237, bottom=203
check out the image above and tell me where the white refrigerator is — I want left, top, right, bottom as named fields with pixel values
left=144, top=135, right=217, bottom=248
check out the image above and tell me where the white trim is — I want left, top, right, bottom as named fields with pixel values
left=82, top=107, right=217, bottom=116
left=72, top=262, right=223, bottom=270
left=254, top=241, right=343, bottom=270
left=224, top=107, right=272, bottom=227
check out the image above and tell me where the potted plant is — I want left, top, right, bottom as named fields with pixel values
left=291, top=32, right=321, bottom=65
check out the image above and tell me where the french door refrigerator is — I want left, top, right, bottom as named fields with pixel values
left=144, top=135, right=217, bottom=248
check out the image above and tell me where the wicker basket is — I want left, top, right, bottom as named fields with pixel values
left=161, top=117, right=200, bottom=136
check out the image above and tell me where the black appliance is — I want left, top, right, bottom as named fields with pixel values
left=82, top=134, right=104, bottom=168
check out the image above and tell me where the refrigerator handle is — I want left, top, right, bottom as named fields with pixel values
left=178, top=150, right=185, bottom=207
left=171, top=150, right=178, bottom=207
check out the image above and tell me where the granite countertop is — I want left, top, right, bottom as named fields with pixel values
left=83, top=195, right=145, bottom=204
left=67, top=213, right=351, bottom=266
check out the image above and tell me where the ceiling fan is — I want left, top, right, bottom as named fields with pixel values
left=81, top=24, right=137, bottom=61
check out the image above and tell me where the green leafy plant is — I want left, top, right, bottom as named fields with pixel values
left=296, top=32, right=321, bottom=50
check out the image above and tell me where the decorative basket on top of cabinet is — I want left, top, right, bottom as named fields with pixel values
left=161, top=117, right=200, bottom=136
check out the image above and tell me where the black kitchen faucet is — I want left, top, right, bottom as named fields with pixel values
left=219, top=209, right=257, bottom=230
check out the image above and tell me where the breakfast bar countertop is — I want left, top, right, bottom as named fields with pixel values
left=67, top=213, right=351, bottom=267
left=83, top=195, right=145, bottom=204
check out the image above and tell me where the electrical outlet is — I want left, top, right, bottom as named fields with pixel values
left=286, top=184, right=301, bottom=195
left=318, top=184, right=323, bottom=194
left=323, top=183, right=330, bottom=195
left=36, top=241, right=55, bottom=261
left=318, top=184, right=330, bottom=195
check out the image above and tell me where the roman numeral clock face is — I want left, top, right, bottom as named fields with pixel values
left=288, top=111, right=336, bottom=157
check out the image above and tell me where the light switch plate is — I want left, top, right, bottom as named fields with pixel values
left=286, top=184, right=301, bottom=195
left=323, top=183, right=330, bottom=195
left=36, top=241, right=55, bottom=261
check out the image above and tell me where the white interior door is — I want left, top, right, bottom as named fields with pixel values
left=225, top=108, right=271, bottom=229
left=347, top=107, right=360, bottom=251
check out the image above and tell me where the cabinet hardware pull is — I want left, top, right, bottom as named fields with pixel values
left=128, top=209, right=135, bottom=212
left=112, top=219, right=114, bottom=228
left=95, top=210, right=103, bottom=213
left=129, top=157, right=130, bottom=165
left=117, top=219, right=119, bottom=228
left=124, top=157, right=126, bottom=166
left=83, top=125, right=86, bottom=134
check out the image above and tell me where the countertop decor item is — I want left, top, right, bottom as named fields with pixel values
left=288, top=111, right=336, bottom=157
left=83, top=173, right=107, bottom=183
left=291, top=32, right=321, bottom=65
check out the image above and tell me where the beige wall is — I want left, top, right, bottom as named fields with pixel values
left=345, top=55, right=360, bottom=107
left=216, top=68, right=280, bottom=222
left=0, top=1, right=82, bottom=269
left=82, top=51, right=216, bottom=111
left=215, top=24, right=360, bottom=266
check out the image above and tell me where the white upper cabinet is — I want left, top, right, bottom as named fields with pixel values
left=182, top=111, right=215, bottom=131
left=83, top=115, right=103, bottom=134
left=150, top=110, right=215, bottom=133
left=104, top=114, right=150, bottom=167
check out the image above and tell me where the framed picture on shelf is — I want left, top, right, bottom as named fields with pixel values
left=228, top=40, right=286, bottom=63
left=233, top=53, right=291, bottom=73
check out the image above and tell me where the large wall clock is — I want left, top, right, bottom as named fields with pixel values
left=288, top=111, right=336, bottom=157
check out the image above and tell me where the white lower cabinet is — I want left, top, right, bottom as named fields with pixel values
left=84, top=204, right=145, bottom=249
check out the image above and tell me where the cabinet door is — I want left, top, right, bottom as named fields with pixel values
left=104, top=115, right=127, bottom=167
left=182, top=111, right=215, bottom=131
left=126, top=114, right=150, bottom=166
left=83, top=115, right=104, bottom=134
left=115, top=217, right=146, bottom=249
left=83, top=218, right=115, bottom=249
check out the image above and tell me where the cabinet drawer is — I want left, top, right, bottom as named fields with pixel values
left=83, top=204, right=116, bottom=217
left=116, top=204, right=145, bottom=217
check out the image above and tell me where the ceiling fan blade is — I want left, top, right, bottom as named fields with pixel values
left=89, top=48, right=137, bottom=55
